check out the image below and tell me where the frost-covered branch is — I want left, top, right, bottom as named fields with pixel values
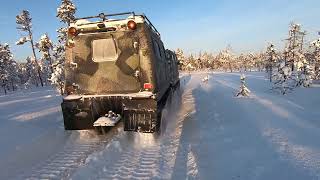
left=57, top=0, right=76, bottom=25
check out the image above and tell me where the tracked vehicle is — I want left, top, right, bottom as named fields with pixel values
left=61, top=12, right=180, bottom=133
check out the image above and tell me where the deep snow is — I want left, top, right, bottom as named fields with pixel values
left=1, top=72, right=320, bottom=179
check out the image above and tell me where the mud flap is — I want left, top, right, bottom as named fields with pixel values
left=123, top=109, right=157, bottom=133
left=61, top=98, right=97, bottom=130
left=122, top=98, right=158, bottom=133
left=61, top=96, right=123, bottom=130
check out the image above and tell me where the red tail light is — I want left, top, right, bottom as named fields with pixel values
left=127, top=20, right=137, bottom=30
left=144, top=83, right=153, bottom=90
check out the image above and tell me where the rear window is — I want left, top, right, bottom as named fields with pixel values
left=92, top=37, right=118, bottom=62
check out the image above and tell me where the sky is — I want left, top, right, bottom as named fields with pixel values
left=0, top=0, right=320, bottom=62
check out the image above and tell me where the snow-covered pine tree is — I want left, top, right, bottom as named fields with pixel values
left=7, top=59, right=20, bottom=91
left=284, top=23, right=306, bottom=72
left=50, top=44, right=66, bottom=95
left=0, top=43, right=9, bottom=94
left=185, top=54, right=196, bottom=72
left=57, top=0, right=76, bottom=25
left=175, top=48, right=185, bottom=61
left=233, top=54, right=242, bottom=72
left=175, top=48, right=185, bottom=70
left=265, top=44, right=278, bottom=82
left=50, top=61, right=65, bottom=94
left=271, top=23, right=308, bottom=94
left=243, top=53, right=255, bottom=72
left=17, top=63, right=28, bottom=86
left=236, top=74, right=250, bottom=97
left=37, top=34, right=54, bottom=74
left=24, top=56, right=39, bottom=88
left=256, top=52, right=266, bottom=72
left=200, top=52, right=210, bottom=70
left=196, top=51, right=203, bottom=70
left=283, top=23, right=314, bottom=88
left=16, top=10, right=44, bottom=87
left=50, top=29, right=68, bottom=94
left=207, top=53, right=216, bottom=70
left=247, top=55, right=255, bottom=72
left=310, top=37, right=320, bottom=80
left=0, top=43, right=18, bottom=94
left=38, top=59, right=50, bottom=85
left=51, top=0, right=76, bottom=95
left=295, top=53, right=314, bottom=87
left=216, top=47, right=232, bottom=72
left=272, top=59, right=295, bottom=94
left=220, top=45, right=234, bottom=72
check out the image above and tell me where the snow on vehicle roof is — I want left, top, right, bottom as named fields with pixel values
left=70, top=12, right=160, bottom=36
left=72, top=15, right=145, bottom=28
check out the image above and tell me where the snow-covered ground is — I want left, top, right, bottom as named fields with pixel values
left=0, top=88, right=123, bottom=179
left=1, top=72, right=320, bottom=179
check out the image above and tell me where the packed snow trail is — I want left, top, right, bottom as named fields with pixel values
left=1, top=72, right=320, bottom=179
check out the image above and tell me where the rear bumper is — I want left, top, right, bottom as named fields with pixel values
left=61, top=93, right=158, bottom=132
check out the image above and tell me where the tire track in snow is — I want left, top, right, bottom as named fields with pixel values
left=21, top=127, right=123, bottom=180
left=25, top=137, right=106, bottom=179
left=73, top=75, right=199, bottom=179
left=95, top=144, right=161, bottom=180
left=73, top=136, right=161, bottom=179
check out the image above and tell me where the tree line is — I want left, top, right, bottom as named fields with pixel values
left=176, top=23, right=320, bottom=94
left=176, top=46, right=265, bottom=72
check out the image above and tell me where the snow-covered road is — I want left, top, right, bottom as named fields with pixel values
left=1, top=72, right=320, bottom=180
left=0, top=88, right=123, bottom=179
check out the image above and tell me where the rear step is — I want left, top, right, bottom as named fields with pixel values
left=93, top=111, right=121, bottom=127
left=123, top=109, right=158, bottom=133
left=93, top=111, right=121, bottom=134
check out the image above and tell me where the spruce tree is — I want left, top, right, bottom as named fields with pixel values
left=236, top=74, right=251, bottom=97
left=265, top=44, right=278, bottom=82
left=0, top=43, right=18, bottom=94
left=51, top=0, right=76, bottom=95
left=310, top=38, right=320, bottom=80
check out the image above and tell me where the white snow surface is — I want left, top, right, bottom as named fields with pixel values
left=1, top=72, right=320, bottom=179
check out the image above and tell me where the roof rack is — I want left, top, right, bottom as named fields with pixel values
left=74, top=12, right=160, bottom=36
left=74, top=12, right=135, bottom=21
left=141, top=14, right=160, bottom=36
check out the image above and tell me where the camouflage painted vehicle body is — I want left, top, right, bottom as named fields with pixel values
left=61, top=12, right=179, bottom=133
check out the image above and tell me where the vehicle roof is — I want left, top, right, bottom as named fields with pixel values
left=73, top=15, right=145, bottom=28
left=70, top=12, right=160, bottom=36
